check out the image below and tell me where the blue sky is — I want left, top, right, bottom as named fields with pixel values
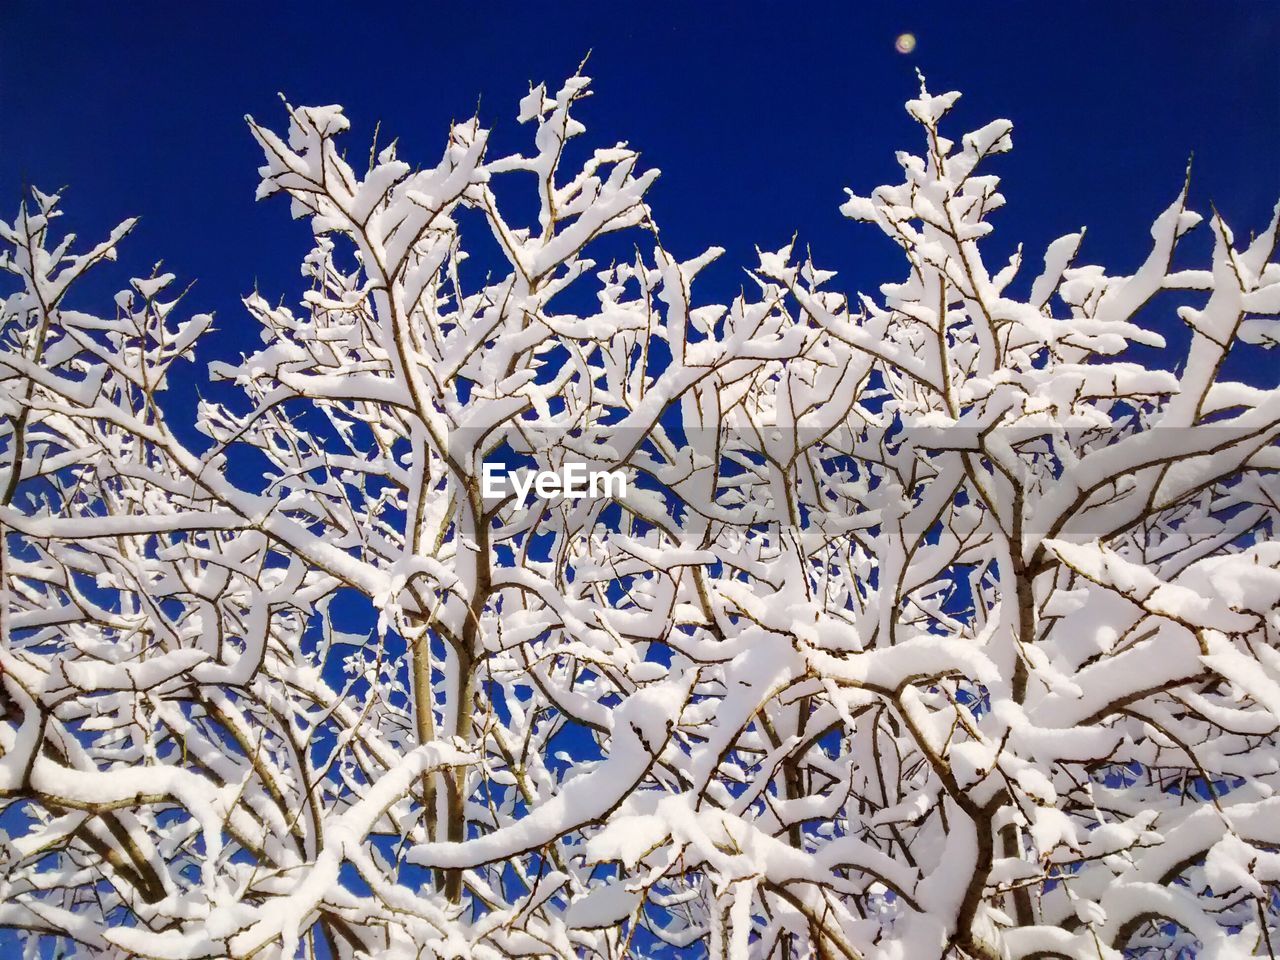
left=3, top=1, right=1277, bottom=395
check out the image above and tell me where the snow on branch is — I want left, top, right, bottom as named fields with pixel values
left=2, top=71, right=1279, bottom=960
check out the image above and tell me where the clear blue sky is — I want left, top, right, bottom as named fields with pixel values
left=2, top=2, right=1277, bottom=396
left=4, top=1, right=1277, bottom=297
left=0, top=7, right=1277, bottom=535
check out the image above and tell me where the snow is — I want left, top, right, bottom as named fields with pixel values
left=2, top=69, right=1278, bottom=960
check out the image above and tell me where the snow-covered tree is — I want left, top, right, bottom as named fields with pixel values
left=2, top=71, right=1279, bottom=959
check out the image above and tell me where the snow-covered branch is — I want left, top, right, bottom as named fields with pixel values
left=2, top=71, right=1279, bottom=959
